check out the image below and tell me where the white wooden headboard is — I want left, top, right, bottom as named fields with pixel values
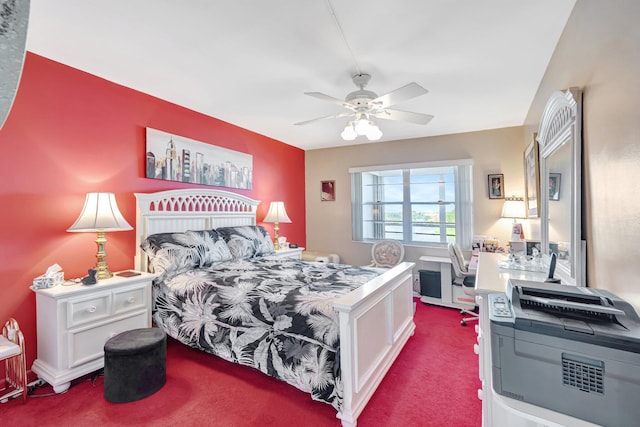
left=134, top=189, right=260, bottom=271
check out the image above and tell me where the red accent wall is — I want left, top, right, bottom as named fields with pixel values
left=0, top=53, right=305, bottom=371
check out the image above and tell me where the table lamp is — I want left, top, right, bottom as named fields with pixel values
left=67, top=192, right=133, bottom=280
left=501, top=196, right=527, bottom=242
left=263, top=201, right=291, bottom=250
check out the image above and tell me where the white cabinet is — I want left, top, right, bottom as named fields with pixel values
left=31, top=273, right=153, bottom=393
left=274, top=247, right=304, bottom=259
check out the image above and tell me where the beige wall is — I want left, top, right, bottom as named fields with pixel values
left=306, top=0, right=640, bottom=300
left=305, top=126, right=527, bottom=267
left=523, top=0, right=640, bottom=296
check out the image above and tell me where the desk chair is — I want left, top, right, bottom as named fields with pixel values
left=448, top=243, right=479, bottom=326
left=0, top=318, right=27, bottom=403
left=369, top=240, right=405, bottom=268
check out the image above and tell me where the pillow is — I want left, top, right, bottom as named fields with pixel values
left=216, top=225, right=275, bottom=259
left=184, top=230, right=233, bottom=266
left=140, top=230, right=232, bottom=280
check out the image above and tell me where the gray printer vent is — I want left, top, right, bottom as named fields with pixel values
left=562, top=353, right=604, bottom=394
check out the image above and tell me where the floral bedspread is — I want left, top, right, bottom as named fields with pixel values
left=152, top=256, right=383, bottom=410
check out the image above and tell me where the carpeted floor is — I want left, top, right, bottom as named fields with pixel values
left=2, top=300, right=482, bottom=426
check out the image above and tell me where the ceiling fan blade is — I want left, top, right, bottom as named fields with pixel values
left=372, top=109, right=434, bottom=125
left=371, top=83, right=428, bottom=109
left=294, top=111, right=352, bottom=126
left=304, top=92, right=351, bottom=108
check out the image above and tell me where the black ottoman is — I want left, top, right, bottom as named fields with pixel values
left=103, top=328, right=166, bottom=403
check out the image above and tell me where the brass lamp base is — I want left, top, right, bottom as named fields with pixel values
left=95, top=231, right=113, bottom=280
left=273, top=222, right=280, bottom=250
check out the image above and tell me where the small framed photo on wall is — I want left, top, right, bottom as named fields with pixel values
left=488, top=174, right=504, bottom=199
left=321, top=180, right=335, bottom=201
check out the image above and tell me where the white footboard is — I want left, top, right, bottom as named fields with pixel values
left=333, top=262, right=416, bottom=427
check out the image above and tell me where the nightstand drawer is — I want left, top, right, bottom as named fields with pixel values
left=114, top=287, right=146, bottom=315
left=68, top=311, right=148, bottom=368
left=68, top=294, right=110, bottom=327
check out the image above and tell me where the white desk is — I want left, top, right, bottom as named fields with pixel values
left=418, top=255, right=473, bottom=309
left=474, top=253, right=599, bottom=427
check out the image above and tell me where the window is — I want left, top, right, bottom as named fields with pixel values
left=350, top=160, right=473, bottom=247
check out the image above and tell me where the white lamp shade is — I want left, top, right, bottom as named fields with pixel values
left=501, top=197, right=527, bottom=219
left=365, top=123, right=382, bottom=140
left=354, top=117, right=370, bottom=135
left=341, top=123, right=357, bottom=140
left=67, top=192, right=133, bottom=232
left=263, top=201, right=292, bottom=223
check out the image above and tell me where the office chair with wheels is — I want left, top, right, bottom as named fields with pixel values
left=369, top=240, right=405, bottom=268
left=448, top=243, right=479, bottom=326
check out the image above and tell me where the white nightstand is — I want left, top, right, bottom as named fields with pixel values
left=31, top=272, right=154, bottom=393
left=274, top=247, right=304, bottom=259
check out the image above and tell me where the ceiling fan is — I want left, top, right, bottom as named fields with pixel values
left=295, top=73, right=434, bottom=141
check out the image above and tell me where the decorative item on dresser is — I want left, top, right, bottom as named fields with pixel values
left=134, top=188, right=416, bottom=427
left=30, top=272, right=153, bottom=393
left=67, top=192, right=133, bottom=280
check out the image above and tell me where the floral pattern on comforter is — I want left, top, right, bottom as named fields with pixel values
left=152, top=256, right=383, bottom=410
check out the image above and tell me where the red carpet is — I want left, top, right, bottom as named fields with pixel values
left=2, top=300, right=482, bottom=426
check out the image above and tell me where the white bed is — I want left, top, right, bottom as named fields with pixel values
left=134, top=188, right=416, bottom=427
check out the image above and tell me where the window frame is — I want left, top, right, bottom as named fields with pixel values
left=350, top=159, right=474, bottom=248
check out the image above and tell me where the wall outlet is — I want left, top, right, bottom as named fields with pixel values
left=413, top=274, right=420, bottom=292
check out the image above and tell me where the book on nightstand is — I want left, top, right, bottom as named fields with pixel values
left=116, top=270, right=142, bottom=277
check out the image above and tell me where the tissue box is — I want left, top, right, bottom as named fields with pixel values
left=32, top=271, right=64, bottom=289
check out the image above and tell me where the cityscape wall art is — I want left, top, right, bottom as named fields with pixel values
left=145, top=127, right=252, bottom=190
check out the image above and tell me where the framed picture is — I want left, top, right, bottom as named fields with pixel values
left=549, top=173, right=561, bottom=201
left=321, top=180, right=335, bottom=201
left=145, top=127, right=253, bottom=189
left=524, top=133, right=540, bottom=217
left=488, top=174, right=504, bottom=199
left=525, top=240, right=542, bottom=256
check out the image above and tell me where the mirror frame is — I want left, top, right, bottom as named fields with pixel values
left=0, top=0, right=30, bottom=130
left=537, top=87, right=584, bottom=286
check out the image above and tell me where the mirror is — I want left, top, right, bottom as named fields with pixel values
left=0, top=0, right=30, bottom=130
left=537, top=88, right=584, bottom=286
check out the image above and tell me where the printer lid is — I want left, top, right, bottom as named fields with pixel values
left=506, top=280, right=640, bottom=353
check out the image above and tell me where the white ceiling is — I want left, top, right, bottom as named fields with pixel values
left=25, top=0, right=576, bottom=151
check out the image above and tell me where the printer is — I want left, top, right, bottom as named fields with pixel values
left=489, top=280, right=640, bottom=427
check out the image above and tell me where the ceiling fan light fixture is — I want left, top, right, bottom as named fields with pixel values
left=341, top=122, right=357, bottom=140
left=297, top=73, right=432, bottom=141
left=354, top=114, right=370, bottom=135
left=366, top=123, right=382, bottom=141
